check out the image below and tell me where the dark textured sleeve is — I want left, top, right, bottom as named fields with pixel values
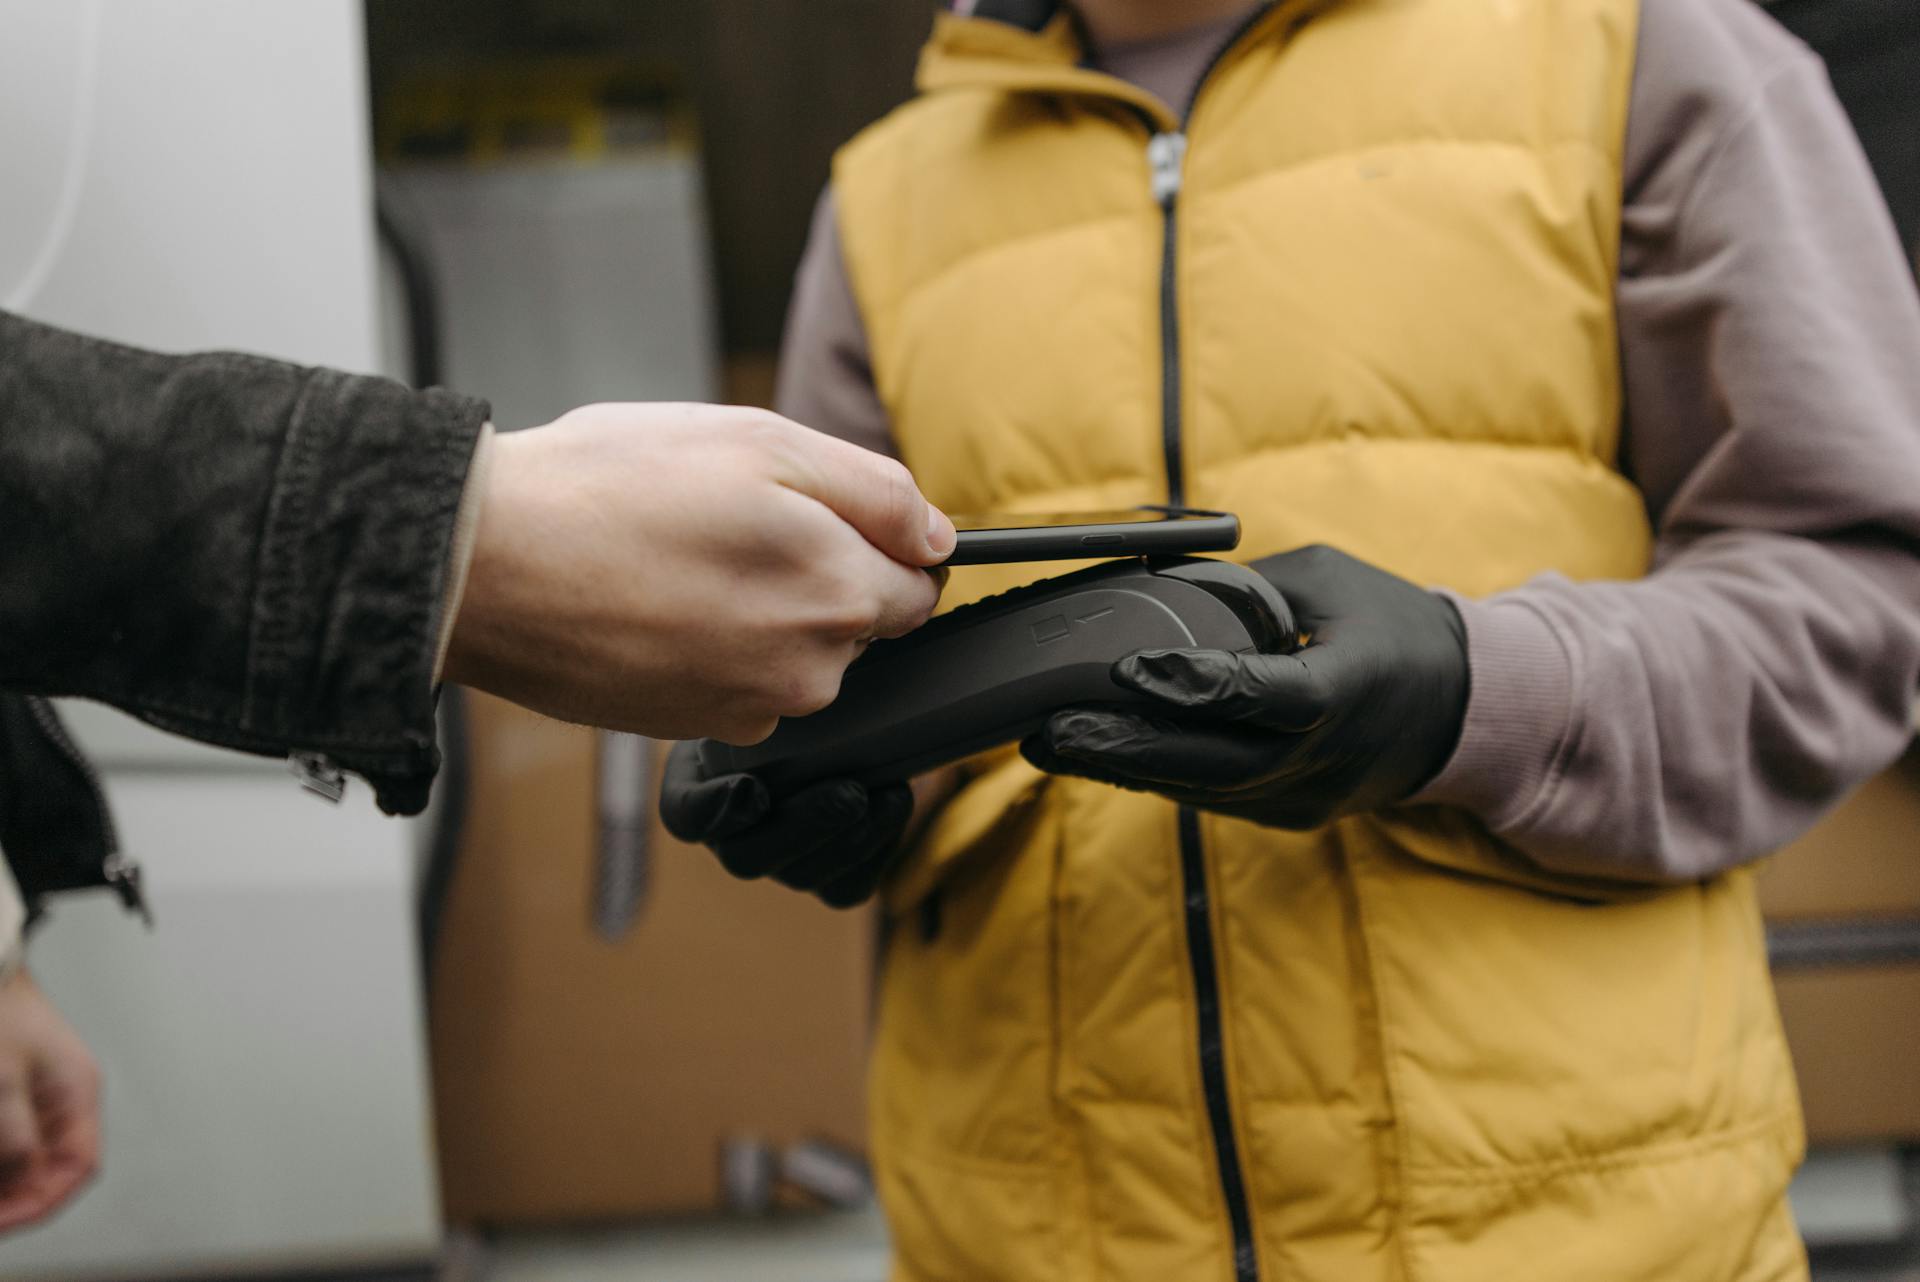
left=0, top=310, right=489, bottom=815
left=1415, top=4, right=1920, bottom=881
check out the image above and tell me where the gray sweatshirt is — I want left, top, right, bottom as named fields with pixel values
left=776, top=0, right=1920, bottom=883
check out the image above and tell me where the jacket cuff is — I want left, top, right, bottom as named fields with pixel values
left=1410, top=592, right=1576, bottom=830
left=243, top=376, right=489, bottom=816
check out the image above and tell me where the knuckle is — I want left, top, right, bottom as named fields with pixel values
left=875, top=455, right=916, bottom=499
left=777, top=663, right=846, bottom=718
left=729, top=411, right=796, bottom=461
left=1299, top=671, right=1340, bottom=720
left=750, top=408, right=803, bottom=447
left=816, top=571, right=884, bottom=640
left=715, top=845, right=767, bottom=881
left=879, top=460, right=924, bottom=536
left=877, top=581, right=938, bottom=639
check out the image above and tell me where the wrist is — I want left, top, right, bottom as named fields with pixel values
left=442, top=430, right=523, bottom=692
left=1410, top=592, right=1575, bottom=829
left=1421, top=592, right=1472, bottom=784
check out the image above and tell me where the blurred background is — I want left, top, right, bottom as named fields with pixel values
left=0, top=1, right=1915, bottom=1280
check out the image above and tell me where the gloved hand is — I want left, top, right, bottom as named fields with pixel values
left=659, top=741, right=913, bottom=908
left=1020, top=545, right=1469, bottom=830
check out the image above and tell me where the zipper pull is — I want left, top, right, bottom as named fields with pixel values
left=1148, top=131, right=1188, bottom=208
left=289, top=751, right=348, bottom=804
left=104, top=855, right=154, bottom=929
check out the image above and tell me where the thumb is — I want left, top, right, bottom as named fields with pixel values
left=771, top=422, right=955, bottom=567
left=1112, top=646, right=1350, bottom=733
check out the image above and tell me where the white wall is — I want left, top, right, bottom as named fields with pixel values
left=0, top=0, right=382, bottom=370
left=0, top=2, right=441, bottom=1276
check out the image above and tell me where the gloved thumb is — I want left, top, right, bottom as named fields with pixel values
left=659, top=742, right=771, bottom=842
left=1112, top=646, right=1347, bottom=734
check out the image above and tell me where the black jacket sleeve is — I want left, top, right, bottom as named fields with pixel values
left=0, top=310, right=489, bottom=815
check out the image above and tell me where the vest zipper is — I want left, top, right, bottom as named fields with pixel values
left=1144, top=13, right=1275, bottom=1282
left=1149, top=130, right=1190, bottom=507
left=1179, top=808, right=1259, bottom=1282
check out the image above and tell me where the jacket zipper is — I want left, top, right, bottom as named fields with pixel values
left=24, top=697, right=151, bottom=926
left=1144, top=12, right=1274, bottom=1282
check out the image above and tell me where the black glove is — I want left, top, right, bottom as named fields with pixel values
left=659, top=741, right=913, bottom=908
left=1020, top=545, right=1469, bottom=830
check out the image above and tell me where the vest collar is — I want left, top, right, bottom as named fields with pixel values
left=917, top=2, right=1318, bottom=129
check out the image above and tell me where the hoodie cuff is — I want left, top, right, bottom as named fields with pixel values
left=1411, top=592, right=1575, bottom=831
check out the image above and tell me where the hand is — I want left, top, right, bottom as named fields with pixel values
left=659, top=742, right=915, bottom=908
left=0, top=970, right=101, bottom=1233
left=445, top=404, right=955, bottom=744
left=1021, top=545, right=1468, bottom=829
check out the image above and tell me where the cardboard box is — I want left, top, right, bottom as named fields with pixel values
left=428, top=694, right=875, bottom=1225
left=1757, top=744, right=1920, bottom=921
left=1772, top=964, right=1920, bottom=1144
left=1755, top=742, right=1920, bottom=1145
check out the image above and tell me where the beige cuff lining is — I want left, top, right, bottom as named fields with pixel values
left=433, top=423, right=496, bottom=683
left=0, top=853, right=25, bottom=986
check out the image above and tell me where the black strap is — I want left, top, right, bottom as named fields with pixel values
left=1769, top=917, right=1920, bottom=970
left=953, top=0, right=1061, bottom=33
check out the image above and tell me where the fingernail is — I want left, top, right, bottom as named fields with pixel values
left=926, top=505, right=957, bottom=561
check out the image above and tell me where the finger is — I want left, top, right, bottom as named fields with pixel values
left=659, top=746, right=771, bottom=844
left=1034, top=709, right=1283, bottom=791
left=1019, top=734, right=1224, bottom=806
left=772, top=425, right=954, bottom=567
left=775, top=784, right=913, bottom=894
left=0, top=1071, right=44, bottom=1230
left=17, top=1099, right=100, bottom=1230
left=710, top=778, right=870, bottom=880
left=1112, top=647, right=1344, bottom=733
left=867, top=557, right=944, bottom=641
left=35, top=1042, right=102, bottom=1180
left=1248, top=544, right=1362, bottom=628
left=815, top=846, right=897, bottom=909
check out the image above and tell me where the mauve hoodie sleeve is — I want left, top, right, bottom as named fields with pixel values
left=777, top=190, right=901, bottom=463
left=1416, top=0, right=1920, bottom=881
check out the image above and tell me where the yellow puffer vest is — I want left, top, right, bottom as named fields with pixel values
left=833, top=5, right=1806, bottom=1280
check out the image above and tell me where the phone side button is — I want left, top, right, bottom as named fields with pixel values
left=1080, top=534, right=1126, bottom=546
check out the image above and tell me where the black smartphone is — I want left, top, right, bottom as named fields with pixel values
left=945, top=506, right=1241, bottom=566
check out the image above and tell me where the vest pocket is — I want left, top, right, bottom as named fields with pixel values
left=872, top=795, right=1075, bottom=1279
left=1340, top=818, right=1804, bottom=1280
